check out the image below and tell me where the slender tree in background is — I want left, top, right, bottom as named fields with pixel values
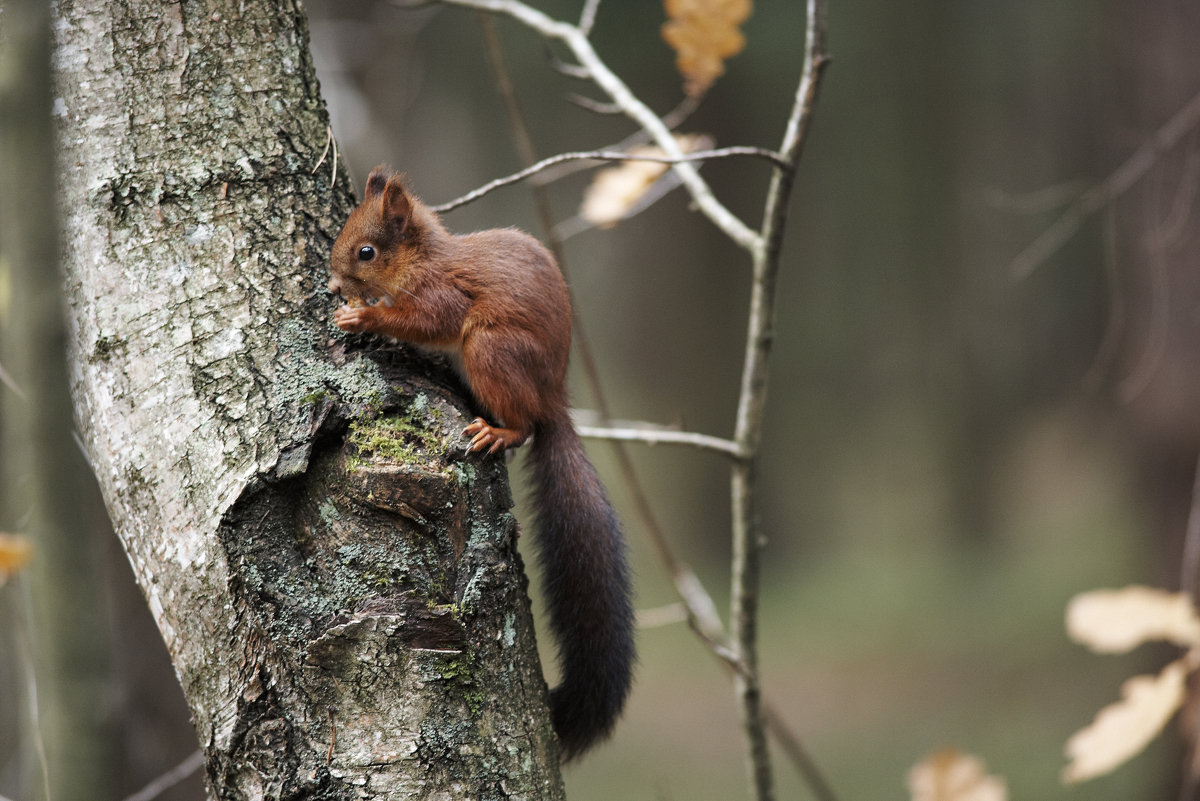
left=0, top=0, right=117, bottom=798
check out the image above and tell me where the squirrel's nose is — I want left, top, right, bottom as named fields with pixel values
left=327, top=276, right=342, bottom=295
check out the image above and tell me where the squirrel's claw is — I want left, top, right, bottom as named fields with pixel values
left=462, top=417, right=524, bottom=454
left=463, top=418, right=498, bottom=454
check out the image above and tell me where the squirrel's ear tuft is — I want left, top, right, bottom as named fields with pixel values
left=364, top=166, right=392, bottom=200
left=381, top=173, right=413, bottom=239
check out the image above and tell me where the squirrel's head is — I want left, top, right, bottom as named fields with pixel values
left=328, top=166, right=429, bottom=303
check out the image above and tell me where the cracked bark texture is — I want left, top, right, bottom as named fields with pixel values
left=52, top=0, right=565, bottom=798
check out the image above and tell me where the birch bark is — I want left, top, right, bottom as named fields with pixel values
left=52, top=1, right=563, bottom=798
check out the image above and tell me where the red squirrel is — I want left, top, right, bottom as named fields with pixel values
left=328, top=166, right=634, bottom=760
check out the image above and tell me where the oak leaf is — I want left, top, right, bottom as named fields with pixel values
left=907, top=749, right=1007, bottom=801
left=579, top=135, right=710, bottom=228
left=1066, top=585, right=1200, bottom=653
left=662, top=0, right=753, bottom=96
left=1062, top=659, right=1187, bottom=783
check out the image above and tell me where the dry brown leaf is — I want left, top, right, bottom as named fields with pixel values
left=1066, top=585, right=1200, bottom=653
left=0, top=533, right=33, bottom=582
left=579, top=135, right=709, bottom=228
left=662, top=0, right=753, bottom=96
left=580, top=148, right=670, bottom=229
left=1062, top=658, right=1188, bottom=783
left=907, top=748, right=1007, bottom=801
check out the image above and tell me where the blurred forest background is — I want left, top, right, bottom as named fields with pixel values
left=5, top=0, right=1200, bottom=799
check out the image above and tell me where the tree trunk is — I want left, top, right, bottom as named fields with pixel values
left=52, top=1, right=564, bottom=798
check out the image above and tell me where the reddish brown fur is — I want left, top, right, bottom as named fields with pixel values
left=330, top=169, right=570, bottom=449
left=329, top=167, right=634, bottom=759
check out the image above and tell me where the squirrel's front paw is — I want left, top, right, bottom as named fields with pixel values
left=333, top=304, right=374, bottom=333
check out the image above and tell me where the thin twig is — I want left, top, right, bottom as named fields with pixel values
left=431, top=146, right=787, bottom=213
left=433, top=0, right=764, bottom=250
left=556, top=170, right=689, bottom=240
left=566, top=93, right=623, bottom=115
left=686, top=605, right=841, bottom=801
left=16, top=578, right=51, bottom=801
left=1081, top=208, right=1125, bottom=391
left=531, top=95, right=706, bottom=188
left=1010, top=86, right=1200, bottom=280
left=547, top=50, right=591, bottom=80
left=0, top=359, right=27, bottom=401
left=636, top=602, right=689, bottom=629
left=983, top=180, right=1089, bottom=215
left=120, top=750, right=204, bottom=801
left=762, top=701, right=840, bottom=801
left=1144, top=138, right=1200, bottom=251
left=1116, top=202, right=1171, bottom=403
left=578, top=0, right=601, bottom=36
left=575, top=422, right=743, bottom=458
left=660, top=94, right=704, bottom=132
left=728, top=1, right=830, bottom=800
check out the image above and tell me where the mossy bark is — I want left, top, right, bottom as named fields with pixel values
left=52, top=0, right=564, bottom=798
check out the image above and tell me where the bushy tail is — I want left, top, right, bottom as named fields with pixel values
left=528, top=407, right=635, bottom=761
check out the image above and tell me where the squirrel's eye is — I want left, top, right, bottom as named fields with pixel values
left=358, top=245, right=376, bottom=262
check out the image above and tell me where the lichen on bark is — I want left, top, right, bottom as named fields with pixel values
left=215, top=360, right=563, bottom=799
left=52, top=0, right=565, bottom=797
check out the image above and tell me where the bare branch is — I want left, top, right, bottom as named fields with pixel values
left=431, top=146, right=788, bottom=213
left=578, top=0, right=601, bottom=36
left=1010, top=86, right=1200, bottom=279
left=120, top=750, right=205, bottom=801
left=635, top=602, right=688, bottom=629
left=1081, top=209, right=1125, bottom=391
left=554, top=172, right=686, bottom=239
left=1144, top=142, right=1200, bottom=251
left=1116, top=211, right=1171, bottom=403
left=0, top=360, right=28, bottom=401
left=575, top=421, right=744, bottom=458
left=547, top=52, right=591, bottom=80
left=434, top=0, right=574, bottom=38
left=728, top=2, right=831, bottom=800
left=566, top=92, right=623, bottom=115
left=984, top=179, right=1089, bottom=214
left=762, top=701, right=840, bottom=801
left=433, top=0, right=763, bottom=250
left=531, top=96, right=706, bottom=188
left=660, top=94, right=704, bottom=131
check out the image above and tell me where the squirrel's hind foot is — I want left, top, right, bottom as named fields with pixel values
left=463, top=417, right=528, bottom=454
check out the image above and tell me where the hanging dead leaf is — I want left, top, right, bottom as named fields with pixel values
left=0, top=533, right=33, bottom=583
left=1066, top=585, right=1200, bottom=653
left=907, top=748, right=1007, bottom=801
left=662, top=0, right=753, bottom=96
left=579, top=135, right=710, bottom=228
left=1062, top=658, right=1188, bottom=783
